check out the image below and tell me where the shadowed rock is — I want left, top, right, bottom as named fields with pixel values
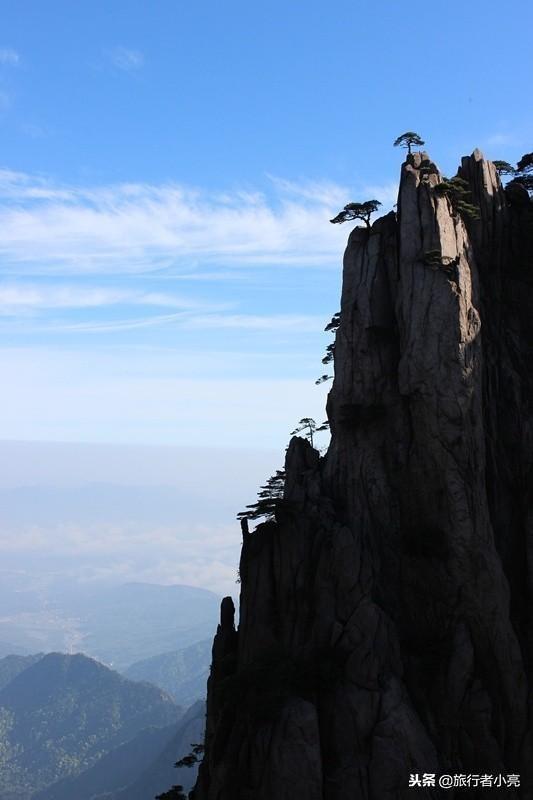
left=193, top=151, right=533, bottom=799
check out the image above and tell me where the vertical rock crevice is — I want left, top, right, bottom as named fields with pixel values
left=193, top=150, right=533, bottom=799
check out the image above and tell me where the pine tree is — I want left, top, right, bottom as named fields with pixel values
left=509, top=152, right=533, bottom=194
left=175, top=743, right=204, bottom=769
left=516, top=152, right=533, bottom=173
left=324, top=312, right=340, bottom=332
left=316, top=312, right=340, bottom=385
left=291, top=417, right=319, bottom=447
left=156, top=743, right=206, bottom=799
left=330, top=200, right=381, bottom=227
left=434, top=175, right=480, bottom=221
left=290, top=418, right=330, bottom=447
left=322, top=342, right=335, bottom=365
left=237, top=469, right=285, bottom=522
left=155, top=786, right=187, bottom=800
left=493, top=160, right=515, bottom=176
left=393, top=131, right=425, bottom=154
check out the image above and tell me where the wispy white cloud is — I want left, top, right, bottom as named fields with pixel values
left=182, top=313, right=323, bottom=332
left=0, top=284, right=209, bottom=312
left=266, top=175, right=350, bottom=207
left=0, top=168, right=352, bottom=276
left=41, top=311, right=191, bottom=334
left=0, top=168, right=76, bottom=200
left=107, top=46, right=144, bottom=71
left=268, top=175, right=399, bottom=217
left=0, top=308, right=322, bottom=337
left=0, top=284, right=324, bottom=335
left=0, top=48, right=19, bottom=65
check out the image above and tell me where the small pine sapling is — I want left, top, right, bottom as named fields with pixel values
left=291, top=417, right=319, bottom=447
left=316, top=312, right=340, bottom=384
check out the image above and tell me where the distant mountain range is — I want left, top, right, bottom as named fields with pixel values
left=124, top=639, right=211, bottom=706
left=0, top=651, right=184, bottom=800
left=0, top=577, right=220, bottom=669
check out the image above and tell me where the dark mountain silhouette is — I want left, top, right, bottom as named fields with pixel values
left=193, top=151, right=533, bottom=799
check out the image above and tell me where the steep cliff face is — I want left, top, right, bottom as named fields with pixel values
left=193, top=151, right=533, bottom=799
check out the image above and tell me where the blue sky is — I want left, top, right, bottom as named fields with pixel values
left=1, top=0, right=533, bottom=449
left=1, top=0, right=532, bottom=596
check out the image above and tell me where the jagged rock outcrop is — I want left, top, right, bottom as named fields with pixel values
left=193, top=151, right=533, bottom=799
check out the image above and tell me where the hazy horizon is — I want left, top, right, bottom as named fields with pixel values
left=0, top=439, right=287, bottom=597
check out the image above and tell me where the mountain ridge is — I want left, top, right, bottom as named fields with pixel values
left=0, top=651, right=181, bottom=799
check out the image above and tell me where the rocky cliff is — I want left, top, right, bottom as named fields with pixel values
left=193, top=150, right=533, bottom=799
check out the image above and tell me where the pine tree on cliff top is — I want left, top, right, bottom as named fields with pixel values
left=290, top=417, right=329, bottom=448
left=330, top=200, right=381, bottom=227
left=393, top=131, right=425, bottom=154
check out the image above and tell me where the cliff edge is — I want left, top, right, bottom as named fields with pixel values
left=193, top=151, right=533, bottom=799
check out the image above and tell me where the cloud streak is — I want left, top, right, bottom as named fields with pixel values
left=0, top=284, right=211, bottom=312
left=0, top=283, right=323, bottom=335
left=0, top=169, right=366, bottom=276
left=39, top=312, right=321, bottom=335
left=181, top=313, right=323, bottom=332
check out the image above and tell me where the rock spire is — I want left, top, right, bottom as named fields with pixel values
left=193, top=150, right=533, bottom=799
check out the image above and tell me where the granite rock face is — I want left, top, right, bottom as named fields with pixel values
left=193, top=151, right=533, bottom=799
